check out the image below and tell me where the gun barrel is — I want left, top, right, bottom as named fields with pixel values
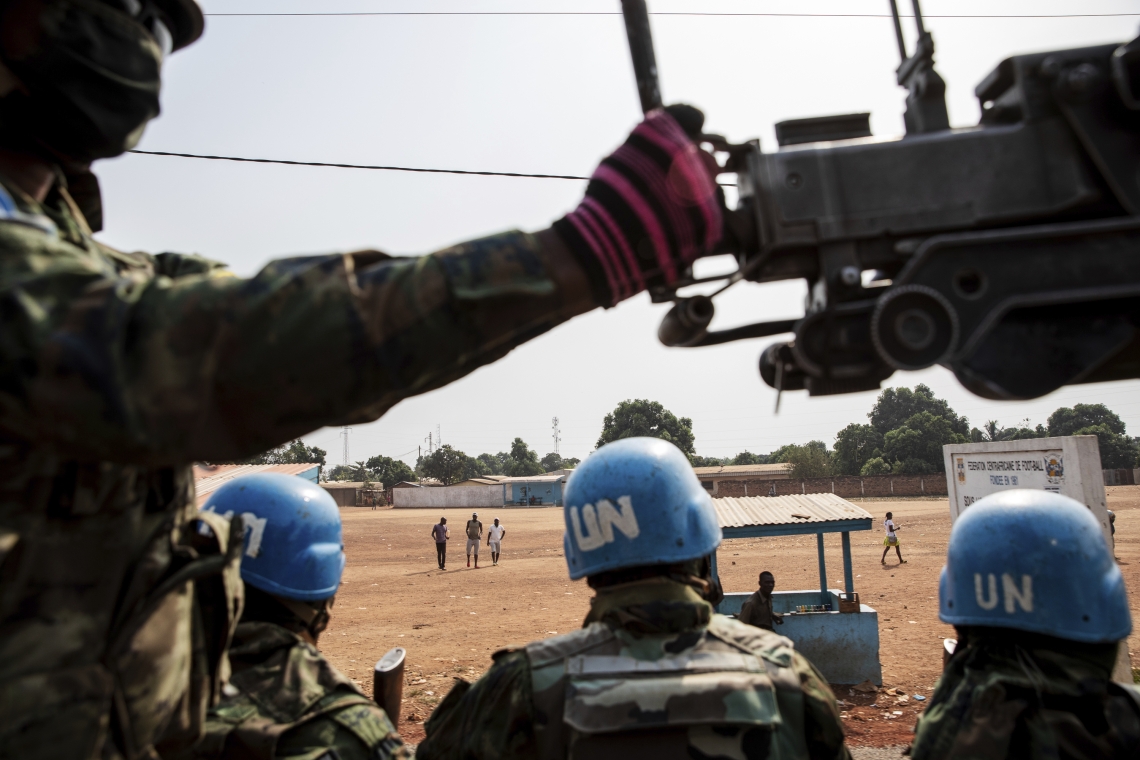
left=374, top=647, right=407, bottom=730
left=620, top=0, right=662, bottom=114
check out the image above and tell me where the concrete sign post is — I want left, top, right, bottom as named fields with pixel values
left=943, top=435, right=1111, bottom=547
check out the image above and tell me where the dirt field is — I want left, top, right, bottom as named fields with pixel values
left=321, top=487, right=1140, bottom=747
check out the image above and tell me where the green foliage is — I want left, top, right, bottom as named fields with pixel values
left=690, top=455, right=727, bottom=467
left=216, top=439, right=327, bottom=477
left=776, top=442, right=833, bottom=478
left=506, top=438, right=545, bottom=477
left=1048, top=404, right=1126, bottom=437
left=365, top=455, right=416, bottom=490
left=596, top=399, right=695, bottom=456
left=325, top=464, right=355, bottom=481
left=475, top=452, right=508, bottom=475
left=860, top=457, right=892, bottom=476
left=417, top=445, right=481, bottom=485
left=970, top=418, right=1048, bottom=443
left=882, top=411, right=968, bottom=474
left=540, top=452, right=579, bottom=472
left=1071, top=424, right=1139, bottom=468
left=869, top=384, right=969, bottom=437
left=833, top=424, right=884, bottom=476
left=730, top=451, right=767, bottom=465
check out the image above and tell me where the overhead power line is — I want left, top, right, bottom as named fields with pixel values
left=126, top=149, right=738, bottom=186
left=128, top=149, right=589, bottom=180
left=203, top=11, right=1140, bottom=19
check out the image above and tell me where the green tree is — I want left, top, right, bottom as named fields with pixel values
left=541, top=452, right=564, bottom=472
left=882, top=411, right=968, bottom=474
left=419, top=445, right=474, bottom=485
left=730, top=451, right=766, bottom=465
left=1071, top=424, right=1140, bottom=468
left=869, top=385, right=969, bottom=437
left=213, top=439, right=328, bottom=478
left=365, top=455, right=416, bottom=490
left=860, top=457, right=892, bottom=476
left=690, top=455, right=727, bottom=467
left=325, top=464, right=355, bottom=481
left=354, top=460, right=369, bottom=483
left=596, top=399, right=695, bottom=457
left=1048, top=404, right=1126, bottom=437
left=833, top=424, right=884, bottom=476
left=561, top=457, right=581, bottom=469
left=782, top=443, right=833, bottom=478
left=474, top=452, right=508, bottom=475
left=506, top=438, right=545, bottom=477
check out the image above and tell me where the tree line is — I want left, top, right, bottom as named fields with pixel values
left=219, top=387, right=1138, bottom=488
left=594, top=390, right=1138, bottom=478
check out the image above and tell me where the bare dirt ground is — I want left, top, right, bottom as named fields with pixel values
left=321, top=487, right=1140, bottom=748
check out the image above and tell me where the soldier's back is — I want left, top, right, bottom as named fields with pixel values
left=183, top=622, right=407, bottom=760
left=418, top=610, right=848, bottom=760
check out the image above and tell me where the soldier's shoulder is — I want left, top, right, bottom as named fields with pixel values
left=707, top=614, right=796, bottom=667
left=524, top=622, right=617, bottom=668
left=278, top=698, right=408, bottom=760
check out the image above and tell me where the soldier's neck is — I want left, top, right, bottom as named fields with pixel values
left=0, top=147, right=54, bottom=202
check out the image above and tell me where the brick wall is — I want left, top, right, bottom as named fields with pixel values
left=710, top=474, right=948, bottom=499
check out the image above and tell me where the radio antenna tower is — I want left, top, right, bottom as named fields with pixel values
left=424, top=431, right=433, bottom=454
left=340, top=426, right=352, bottom=465
left=551, top=417, right=561, bottom=457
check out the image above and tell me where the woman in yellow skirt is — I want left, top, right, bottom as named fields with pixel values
left=881, top=511, right=906, bottom=564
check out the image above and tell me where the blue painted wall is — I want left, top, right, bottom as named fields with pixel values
left=297, top=465, right=320, bottom=483
left=508, top=479, right=563, bottom=506
left=720, top=589, right=882, bottom=685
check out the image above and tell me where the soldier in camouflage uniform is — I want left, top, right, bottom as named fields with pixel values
left=417, top=438, right=850, bottom=760
left=911, top=491, right=1140, bottom=760
left=0, top=0, right=723, bottom=756
left=188, top=474, right=406, bottom=760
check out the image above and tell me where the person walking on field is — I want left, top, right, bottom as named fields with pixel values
left=881, top=511, right=906, bottom=564
left=432, top=517, right=451, bottom=570
left=466, top=512, right=484, bottom=568
left=487, top=518, right=506, bottom=566
left=739, top=571, right=784, bottom=631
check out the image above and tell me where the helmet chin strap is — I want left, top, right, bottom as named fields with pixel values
left=275, top=595, right=334, bottom=643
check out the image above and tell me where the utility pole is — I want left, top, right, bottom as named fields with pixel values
left=552, top=417, right=561, bottom=457
left=340, top=426, right=352, bottom=466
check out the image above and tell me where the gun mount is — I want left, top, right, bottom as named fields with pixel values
left=629, top=0, right=1140, bottom=401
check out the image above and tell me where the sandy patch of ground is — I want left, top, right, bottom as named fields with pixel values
left=320, top=487, right=1140, bottom=747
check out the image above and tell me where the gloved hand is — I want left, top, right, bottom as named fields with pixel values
left=553, top=106, right=723, bottom=307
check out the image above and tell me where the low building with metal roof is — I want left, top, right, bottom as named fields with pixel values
left=712, top=493, right=881, bottom=685
left=192, top=463, right=320, bottom=507
left=692, top=463, right=793, bottom=496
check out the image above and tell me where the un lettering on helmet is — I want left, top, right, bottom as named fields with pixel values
left=973, top=573, right=1033, bottom=613
left=570, top=496, right=640, bottom=551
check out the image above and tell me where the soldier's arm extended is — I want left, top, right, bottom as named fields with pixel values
left=416, top=650, right=536, bottom=760
left=0, top=223, right=590, bottom=463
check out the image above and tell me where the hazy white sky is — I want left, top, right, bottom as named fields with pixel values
left=93, top=0, right=1140, bottom=465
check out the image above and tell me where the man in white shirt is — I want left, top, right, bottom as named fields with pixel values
left=487, top=518, right=506, bottom=566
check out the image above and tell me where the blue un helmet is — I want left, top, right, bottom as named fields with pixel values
left=939, top=490, right=1130, bottom=643
left=202, top=473, right=345, bottom=601
left=562, top=437, right=721, bottom=580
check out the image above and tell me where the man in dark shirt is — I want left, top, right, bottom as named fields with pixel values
left=431, top=517, right=450, bottom=570
left=739, top=571, right=783, bottom=631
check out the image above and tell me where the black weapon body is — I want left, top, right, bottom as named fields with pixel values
left=631, top=1, right=1140, bottom=401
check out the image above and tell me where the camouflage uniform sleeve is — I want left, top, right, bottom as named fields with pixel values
left=275, top=703, right=409, bottom=760
left=0, top=224, right=588, bottom=462
left=791, top=651, right=852, bottom=760
left=417, top=650, right=537, bottom=760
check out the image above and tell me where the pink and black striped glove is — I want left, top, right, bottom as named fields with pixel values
left=554, top=107, right=723, bottom=307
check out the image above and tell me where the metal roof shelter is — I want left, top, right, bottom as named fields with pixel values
left=711, top=493, right=874, bottom=605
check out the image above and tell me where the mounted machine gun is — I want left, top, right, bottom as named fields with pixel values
left=623, top=0, right=1140, bottom=400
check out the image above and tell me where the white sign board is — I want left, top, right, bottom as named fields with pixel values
left=943, top=435, right=1111, bottom=547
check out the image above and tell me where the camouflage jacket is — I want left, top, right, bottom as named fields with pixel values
left=177, top=622, right=407, bottom=760
left=417, top=578, right=850, bottom=760
left=0, top=173, right=586, bottom=759
left=911, top=631, right=1140, bottom=760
